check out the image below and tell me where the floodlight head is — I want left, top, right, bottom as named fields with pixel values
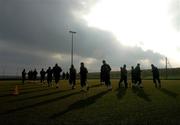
left=69, top=31, right=76, bottom=34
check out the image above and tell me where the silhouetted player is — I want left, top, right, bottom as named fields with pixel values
left=28, top=70, right=31, bottom=80
left=69, top=65, right=76, bottom=89
left=62, top=72, right=66, bottom=80
left=119, top=65, right=128, bottom=88
left=28, top=70, right=33, bottom=80
left=80, top=62, right=88, bottom=91
left=119, top=67, right=123, bottom=87
left=66, top=72, right=69, bottom=80
left=101, top=60, right=112, bottom=90
left=131, top=66, right=136, bottom=87
left=40, top=68, right=46, bottom=83
left=46, top=67, right=53, bottom=87
left=151, top=64, right=161, bottom=88
left=33, top=69, right=38, bottom=81
left=53, top=64, right=62, bottom=88
left=100, top=70, right=105, bottom=85
left=22, top=69, right=26, bottom=84
left=134, top=63, right=142, bottom=88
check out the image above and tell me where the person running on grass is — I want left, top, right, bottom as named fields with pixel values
left=22, top=69, right=26, bottom=84
left=33, top=69, right=38, bottom=82
left=119, top=65, right=128, bottom=88
left=53, top=64, right=62, bottom=88
left=80, top=62, right=89, bottom=91
left=101, top=60, right=112, bottom=90
left=62, top=72, right=66, bottom=80
left=66, top=72, right=70, bottom=80
left=134, top=63, right=142, bottom=88
left=151, top=64, right=161, bottom=88
left=131, top=66, right=136, bottom=87
left=46, top=67, right=53, bottom=87
left=69, top=65, right=77, bottom=89
left=40, top=68, right=46, bottom=84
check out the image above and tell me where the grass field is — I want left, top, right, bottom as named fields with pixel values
left=0, top=80, right=180, bottom=125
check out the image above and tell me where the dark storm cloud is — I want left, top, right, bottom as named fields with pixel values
left=0, top=0, right=164, bottom=75
left=0, top=0, right=97, bottom=53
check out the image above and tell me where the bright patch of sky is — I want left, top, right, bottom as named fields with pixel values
left=83, top=0, right=180, bottom=67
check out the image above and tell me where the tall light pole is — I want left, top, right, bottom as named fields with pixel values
left=69, top=31, right=76, bottom=65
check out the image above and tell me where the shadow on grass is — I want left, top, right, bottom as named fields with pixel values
left=132, top=87, right=151, bottom=102
left=115, top=87, right=127, bottom=99
left=8, top=89, right=72, bottom=102
left=0, top=91, right=82, bottom=115
left=90, top=84, right=102, bottom=89
left=159, top=88, right=178, bottom=98
left=50, top=90, right=109, bottom=119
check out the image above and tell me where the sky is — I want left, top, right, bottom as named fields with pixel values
left=0, top=0, right=179, bottom=75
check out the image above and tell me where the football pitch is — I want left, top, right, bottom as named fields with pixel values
left=0, top=80, right=179, bottom=125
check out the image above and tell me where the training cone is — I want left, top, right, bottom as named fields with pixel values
left=13, top=85, right=19, bottom=96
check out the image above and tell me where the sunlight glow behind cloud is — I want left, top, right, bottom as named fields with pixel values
left=84, top=0, right=180, bottom=67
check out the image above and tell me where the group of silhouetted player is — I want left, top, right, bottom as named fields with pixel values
left=117, top=63, right=161, bottom=89
left=118, top=63, right=142, bottom=88
left=22, top=69, right=38, bottom=83
left=22, top=62, right=89, bottom=90
left=22, top=60, right=161, bottom=91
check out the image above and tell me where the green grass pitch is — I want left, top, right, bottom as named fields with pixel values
left=0, top=80, right=180, bottom=125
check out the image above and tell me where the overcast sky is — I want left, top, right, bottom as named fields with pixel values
left=0, top=0, right=179, bottom=75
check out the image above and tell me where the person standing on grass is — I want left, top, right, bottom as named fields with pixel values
left=46, top=67, right=53, bottom=87
left=40, top=68, right=46, bottom=83
left=80, top=62, right=88, bottom=91
left=119, top=65, right=128, bottom=88
left=22, top=69, right=26, bottom=84
left=134, top=63, right=142, bottom=88
left=151, top=64, right=161, bottom=88
left=53, top=64, right=62, bottom=88
left=69, top=65, right=76, bottom=89
left=101, top=60, right=112, bottom=90
left=131, top=66, right=136, bottom=87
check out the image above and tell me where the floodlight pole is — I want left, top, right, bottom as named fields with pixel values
left=69, top=31, right=76, bottom=65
